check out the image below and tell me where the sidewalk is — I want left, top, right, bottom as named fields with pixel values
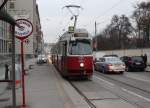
left=0, top=59, right=77, bottom=108
left=145, top=65, right=150, bottom=72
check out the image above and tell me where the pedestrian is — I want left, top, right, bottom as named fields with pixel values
left=5, top=64, right=9, bottom=80
left=143, top=53, right=147, bottom=68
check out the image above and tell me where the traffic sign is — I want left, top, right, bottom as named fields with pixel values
left=15, top=19, right=33, bottom=40
left=15, top=19, right=33, bottom=106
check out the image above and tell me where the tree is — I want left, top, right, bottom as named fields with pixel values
left=95, top=14, right=132, bottom=50
left=132, top=1, right=150, bottom=47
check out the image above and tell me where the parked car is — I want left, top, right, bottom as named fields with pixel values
left=103, top=54, right=118, bottom=57
left=120, top=56, right=145, bottom=71
left=94, top=57, right=125, bottom=74
left=37, top=54, right=47, bottom=64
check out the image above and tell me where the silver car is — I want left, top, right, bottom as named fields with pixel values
left=94, top=57, right=125, bottom=74
left=37, top=54, right=47, bottom=64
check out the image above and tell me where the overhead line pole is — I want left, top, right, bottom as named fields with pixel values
left=11, top=24, right=17, bottom=108
left=95, top=21, right=97, bottom=51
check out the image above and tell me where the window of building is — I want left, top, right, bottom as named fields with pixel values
left=0, top=39, right=2, bottom=53
left=1, top=40, right=3, bottom=53
left=9, top=2, right=15, bottom=9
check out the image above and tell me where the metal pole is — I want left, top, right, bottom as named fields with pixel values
left=0, top=0, right=8, bottom=10
left=95, top=21, right=97, bottom=51
left=74, top=15, right=78, bottom=30
left=95, top=21, right=97, bottom=36
left=21, top=41, right=26, bottom=107
left=12, top=25, right=16, bottom=108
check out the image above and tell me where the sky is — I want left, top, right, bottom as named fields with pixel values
left=37, top=0, right=147, bottom=43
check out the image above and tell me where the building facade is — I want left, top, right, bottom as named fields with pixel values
left=7, top=0, right=43, bottom=57
left=0, top=0, right=13, bottom=79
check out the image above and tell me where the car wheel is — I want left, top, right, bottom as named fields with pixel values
left=94, top=65, right=97, bottom=71
left=126, top=67, right=130, bottom=72
left=120, top=71, right=124, bottom=74
left=102, top=68, right=106, bottom=74
left=140, top=68, right=145, bottom=71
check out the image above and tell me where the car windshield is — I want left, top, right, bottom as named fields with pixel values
left=131, top=56, right=143, bottom=61
left=105, top=57, right=121, bottom=63
left=69, top=40, right=92, bottom=55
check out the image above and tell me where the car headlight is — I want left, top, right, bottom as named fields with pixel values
left=80, top=63, right=84, bottom=67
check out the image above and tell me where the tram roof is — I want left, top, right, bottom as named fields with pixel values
left=59, top=28, right=90, bottom=41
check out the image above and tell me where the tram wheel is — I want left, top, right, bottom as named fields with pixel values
left=88, top=76, right=93, bottom=81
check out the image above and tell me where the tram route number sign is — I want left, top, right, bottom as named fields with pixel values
left=15, top=19, right=33, bottom=40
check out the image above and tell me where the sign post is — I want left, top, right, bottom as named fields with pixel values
left=15, top=19, right=33, bottom=107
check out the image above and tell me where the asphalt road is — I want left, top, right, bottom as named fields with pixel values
left=1, top=61, right=150, bottom=108
left=70, top=70, right=150, bottom=108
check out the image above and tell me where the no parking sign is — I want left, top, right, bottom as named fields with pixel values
left=15, top=19, right=33, bottom=40
left=15, top=19, right=33, bottom=106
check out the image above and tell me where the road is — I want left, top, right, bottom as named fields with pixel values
left=1, top=61, right=150, bottom=108
left=70, top=70, right=150, bottom=108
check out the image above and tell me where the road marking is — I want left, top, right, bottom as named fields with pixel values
left=125, top=73, right=150, bottom=83
left=94, top=76, right=115, bottom=86
left=122, top=88, right=150, bottom=102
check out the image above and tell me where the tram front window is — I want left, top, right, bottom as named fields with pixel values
left=69, top=40, right=92, bottom=55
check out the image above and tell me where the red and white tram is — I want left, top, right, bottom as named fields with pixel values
left=51, top=28, right=93, bottom=78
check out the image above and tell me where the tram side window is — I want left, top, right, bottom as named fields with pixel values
left=69, top=41, right=92, bottom=55
left=58, top=44, right=62, bottom=55
left=62, top=43, right=67, bottom=56
left=58, top=42, right=66, bottom=56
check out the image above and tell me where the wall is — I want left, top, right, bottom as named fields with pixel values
left=95, top=48, right=150, bottom=64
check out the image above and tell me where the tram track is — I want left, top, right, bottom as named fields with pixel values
left=69, top=81, right=97, bottom=108
left=68, top=77, right=144, bottom=108
left=93, top=72, right=149, bottom=108
left=95, top=71, right=150, bottom=95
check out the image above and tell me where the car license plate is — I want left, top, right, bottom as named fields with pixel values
left=136, top=62, right=141, bottom=65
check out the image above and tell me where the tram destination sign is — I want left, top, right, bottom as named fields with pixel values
left=15, top=19, right=33, bottom=40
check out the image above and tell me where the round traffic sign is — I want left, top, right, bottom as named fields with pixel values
left=15, top=19, right=33, bottom=40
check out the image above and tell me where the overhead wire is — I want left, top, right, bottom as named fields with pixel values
left=95, top=0, right=124, bottom=20
left=98, top=0, right=138, bottom=26
left=82, top=0, right=127, bottom=29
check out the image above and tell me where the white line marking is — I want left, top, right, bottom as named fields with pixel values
left=94, top=76, right=115, bottom=86
left=122, top=88, right=150, bottom=102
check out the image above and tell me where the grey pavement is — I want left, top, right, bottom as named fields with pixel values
left=145, top=65, right=150, bottom=72
left=0, top=65, right=8, bottom=97
left=0, top=59, right=76, bottom=108
left=1, top=58, right=149, bottom=108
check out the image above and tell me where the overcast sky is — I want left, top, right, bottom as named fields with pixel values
left=37, top=0, right=147, bottom=43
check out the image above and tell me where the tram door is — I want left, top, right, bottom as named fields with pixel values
left=61, top=42, right=67, bottom=74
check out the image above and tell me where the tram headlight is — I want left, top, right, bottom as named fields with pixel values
left=80, top=63, right=84, bottom=67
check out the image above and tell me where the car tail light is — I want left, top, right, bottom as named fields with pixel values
left=128, top=61, right=133, bottom=64
left=122, top=64, right=125, bottom=67
left=107, top=64, right=113, bottom=69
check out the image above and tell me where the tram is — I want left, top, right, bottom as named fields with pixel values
left=51, top=27, right=93, bottom=79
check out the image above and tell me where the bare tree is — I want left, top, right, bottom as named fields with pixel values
left=133, top=1, right=150, bottom=47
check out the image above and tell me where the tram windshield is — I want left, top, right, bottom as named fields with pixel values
left=69, top=40, right=92, bottom=55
